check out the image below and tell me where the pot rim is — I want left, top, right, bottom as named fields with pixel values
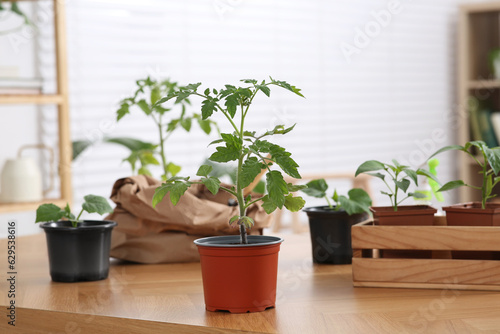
left=194, top=235, right=283, bottom=248
left=39, top=220, right=117, bottom=231
left=303, top=205, right=346, bottom=214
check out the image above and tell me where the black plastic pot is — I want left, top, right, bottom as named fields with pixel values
left=304, top=206, right=368, bottom=264
left=39, top=220, right=117, bottom=282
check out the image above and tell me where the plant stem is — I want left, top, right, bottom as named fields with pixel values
left=482, top=161, right=488, bottom=209
left=76, top=208, right=84, bottom=221
left=157, top=115, right=169, bottom=179
left=325, top=195, right=333, bottom=209
left=236, top=102, right=248, bottom=244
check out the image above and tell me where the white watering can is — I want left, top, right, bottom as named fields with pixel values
left=0, top=145, right=55, bottom=203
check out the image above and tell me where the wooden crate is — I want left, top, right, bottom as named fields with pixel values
left=351, top=216, right=500, bottom=291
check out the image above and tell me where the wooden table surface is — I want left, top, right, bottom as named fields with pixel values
left=1, top=233, right=500, bottom=334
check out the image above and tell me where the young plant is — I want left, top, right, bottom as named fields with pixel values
left=35, top=195, right=113, bottom=227
left=301, top=179, right=372, bottom=215
left=113, top=77, right=218, bottom=179
left=152, top=78, right=306, bottom=244
left=428, top=141, right=500, bottom=209
left=355, top=159, right=438, bottom=211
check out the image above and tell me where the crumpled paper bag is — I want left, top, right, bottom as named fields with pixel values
left=106, top=175, right=272, bottom=263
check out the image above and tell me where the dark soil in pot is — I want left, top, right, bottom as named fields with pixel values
left=40, top=220, right=117, bottom=282
left=304, top=206, right=368, bottom=265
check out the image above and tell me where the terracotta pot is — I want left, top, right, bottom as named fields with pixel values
left=371, top=205, right=437, bottom=259
left=370, top=205, right=437, bottom=226
left=39, top=220, right=117, bottom=282
left=304, top=206, right=368, bottom=264
left=194, top=235, right=283, bottom=313
left=443, top=202, right=500, bottom=260
left=443, top=202, right=500, bottom=226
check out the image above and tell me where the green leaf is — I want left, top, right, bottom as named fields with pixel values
left=201, top=99, right=217, bottom=119
left=209, top=134, right=242, bottom=163
left=137, top=99, right=151, bottom=115
left=153, top=182, right=189, bottom=207
left=410, top=192, right=428, bottom=199
left=261, top=195, right=278, bottom=214
left=150, top=86, right=160, bottom=105
left=428, top=145, right=465, bottom=160
left=105, top=137, right=157, bottom=152
left=196, top=165, right=213, bottom=177
left=229, top=215, right=239, bottom=225
left=416, top=168, right=440, bottom=185
left=287, top=183, right=307, bottom=192
left=269, top=144, right=300, bottom=179
left=240, top=157, right=265, bottom=188
left=485, top=147, right=500, bottom=175
left=355, top=160, right=386, bottom=176
left=338, top=188, right=372, bottom=215
left=72, top=140, right=93, bottom=161
left=138, top=166, right=152, bottom=176
left=139, top=151, right=160, bottom=166
left=197, top=118, right=212, bottom=134
left=366, top=172, right=385, bottom=180
left=82, top=195, right=113, bottom=216
left=117, top=103, right=130, bottom=121
left=438, top=180, right=466, bottom=192
left=256, top=84, right=270, bottom=97
left=202, top=177, right=221, bottom=195
left=332, top=189, right=339, bottom=202
left=270, top=78, right=304, bottom=97
left=241, top=79, right=257, bottom=84
left=284, top=194, right=306, bottom=212
left=266, top=171, right=288, bottom=209
left=301, top=179, right=328, bottom=198
left=166, top=162, right=182, bottom=177
left=395, top=178, right=411, bottom=193
left=224, top=94, right=239, bottom=118
left=35, top=204, right=65, bottom=223
left=239, top=216, right=255, bottom=229
left=403, top=169, right=418, bottom=185
left=185, top=83, right=202, bottom=92
left=180, top=117, right=192, bottom=131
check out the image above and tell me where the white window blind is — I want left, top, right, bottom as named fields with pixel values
left=34, top=0, right=485, bottom=213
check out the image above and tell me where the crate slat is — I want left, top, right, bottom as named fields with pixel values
left=352, top=225, right=500, bottom=251
left=353, top=258, right=500, bottom=285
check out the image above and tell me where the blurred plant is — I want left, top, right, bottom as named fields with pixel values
left=73, top=77, right=218, bottom=180
left=0, top=1, right=32, bottom=35
left=301, top=179, right=372, bottom=215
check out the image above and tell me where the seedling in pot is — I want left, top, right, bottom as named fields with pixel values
left=301, top=179, right=372, bottom=215
left=152, top=77, right=306, bottom=244
left=428, top=140, right=500, bottom=209
left=35, top=195, right=113, bottom=227
left=355, top=159, right=438, bottom=211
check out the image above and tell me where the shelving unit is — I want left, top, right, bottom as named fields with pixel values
left=0, top=0, right=72, bottom=213
left=458, top=2, right=500, bottom=202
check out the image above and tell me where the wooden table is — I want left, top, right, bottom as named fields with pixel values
left=1, top=233, right=500, bottom=334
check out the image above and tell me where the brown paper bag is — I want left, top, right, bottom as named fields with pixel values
left=107, top=175, right=272, bottom=264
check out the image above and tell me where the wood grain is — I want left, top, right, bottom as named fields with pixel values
left=2, top=233, right=500, bottom=333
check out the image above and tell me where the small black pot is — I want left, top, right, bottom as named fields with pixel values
left=39, top=220, right=117, bottom=282
left=304, top=206, right=368, bottom=264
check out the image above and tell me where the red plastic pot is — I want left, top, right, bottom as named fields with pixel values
left=194, top=235, right=283, bottom=313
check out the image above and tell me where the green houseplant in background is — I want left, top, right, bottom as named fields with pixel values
left=152, top=77, right=305, bottom=313
left=429, top=140, right=500, bottom=226
left=355, top=159, right=438, bottom=226
left=0, top=1, right=32, bottom=35
left=73, top=77, right=218, bottom=179
left=35, top=195, right=116, bottom=282
left=301, top=179, right=371, bottom=264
